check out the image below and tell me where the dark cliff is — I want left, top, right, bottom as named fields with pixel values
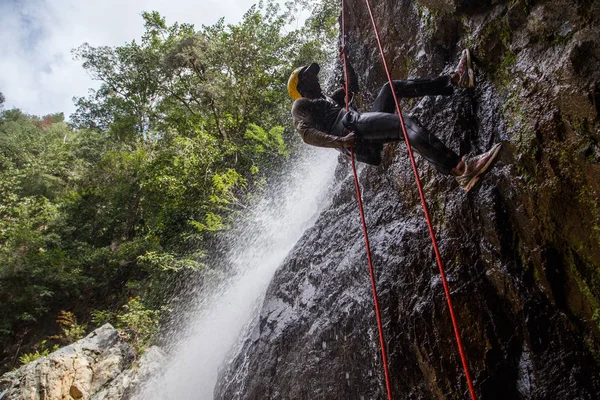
left=216, top=0, right=600, bottom=398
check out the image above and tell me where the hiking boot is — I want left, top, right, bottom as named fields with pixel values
left=456, top=143, right=502, bottom=192
left=455, top=49, right=474, bottom=88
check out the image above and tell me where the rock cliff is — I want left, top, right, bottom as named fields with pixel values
left=0, top=325, right=164, bottom=400
left=216, top=0, right=600, bottom=399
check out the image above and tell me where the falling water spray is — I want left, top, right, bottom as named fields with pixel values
left=138, top=147, right=339, bottom=399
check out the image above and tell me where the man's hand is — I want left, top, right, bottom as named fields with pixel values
left=341, top=132, right=356, bottom=148
left=339, top=45, right=347, bottom=60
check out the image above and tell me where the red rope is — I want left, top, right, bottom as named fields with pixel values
left=340, top=1, right=393, bottom=399
left=361, top=0, right=477, bottom=399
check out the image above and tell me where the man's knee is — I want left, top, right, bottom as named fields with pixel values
left=379, top=81, right=392, bottom=95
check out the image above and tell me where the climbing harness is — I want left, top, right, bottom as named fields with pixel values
left=340, top=1, right=477, bottom=399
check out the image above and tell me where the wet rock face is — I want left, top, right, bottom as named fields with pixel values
left=216, top=0, right=600, bottom=399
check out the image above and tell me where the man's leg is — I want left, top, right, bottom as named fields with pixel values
left=371, top=76, right=454, bottom=113
left=342, top=111, right=460, bottom=175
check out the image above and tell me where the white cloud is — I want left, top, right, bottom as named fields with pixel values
left=0, top=0, right=264, bottom=118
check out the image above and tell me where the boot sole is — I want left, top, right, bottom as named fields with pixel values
left=464, top=143, right=502, bottom=192
left=466, top=49, right=474, bottom=88
left=457, top=49, right=475, bottom=88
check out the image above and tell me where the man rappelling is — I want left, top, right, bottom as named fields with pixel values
left=287, top=49, right=502, bottom=192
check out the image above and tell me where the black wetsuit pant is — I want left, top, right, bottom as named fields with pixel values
left=344, top=75, right=460, bottom=174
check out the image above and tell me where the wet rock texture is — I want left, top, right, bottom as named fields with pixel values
left=216, top=0, right=600, bottom=399
left=0, top=324, right=164, bottom=400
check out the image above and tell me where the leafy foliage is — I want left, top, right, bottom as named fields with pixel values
left=0, top=0, right=334, bottom=370
left=18, top=341, right=59, bottom=366
left=49, top=311, right=87, bottom=344
left=116, top=297, right=165, bottom=354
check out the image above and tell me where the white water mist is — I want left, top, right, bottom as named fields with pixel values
left=139, top=147, right=338, bottom=400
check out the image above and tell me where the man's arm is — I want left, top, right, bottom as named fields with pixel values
left=292, top=100, right=354, bottom=149
left=343, top=60, right=359, bottom=94
left=331, top=55, right=359, bottom=107
left=297, top=120, right=355, bottom=148
left=338, top=47, right=359, bottom=93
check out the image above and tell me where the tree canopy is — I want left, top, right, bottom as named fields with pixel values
left=0, top=0, right=337, bottom=371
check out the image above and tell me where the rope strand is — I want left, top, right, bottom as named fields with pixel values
left=341, top=1, right=393, bottom=399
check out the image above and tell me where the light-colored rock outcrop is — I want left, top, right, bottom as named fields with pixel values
left=0, top=324, right=164, bottom=400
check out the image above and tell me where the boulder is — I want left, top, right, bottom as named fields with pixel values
left=0, top=325, right=164, bottom=400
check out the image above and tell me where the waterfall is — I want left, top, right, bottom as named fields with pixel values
left=138, top=147, right=339, bottom=400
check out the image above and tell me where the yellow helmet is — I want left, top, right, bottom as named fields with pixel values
left=287, top=63, right=320, bottom=100
left=287, top=66, right=305, bottom=100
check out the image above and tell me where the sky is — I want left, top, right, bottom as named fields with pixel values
left=0, top=0, right=278, bottom=118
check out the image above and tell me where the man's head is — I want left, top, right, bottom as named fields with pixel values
left=287, top=63, right=321, bottom=100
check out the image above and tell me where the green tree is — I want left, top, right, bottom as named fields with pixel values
left=0, top=111, right=87, bottom=337
left=1, top=0, right=335, bottom=371
left=69, top=2, right=329, bottom=254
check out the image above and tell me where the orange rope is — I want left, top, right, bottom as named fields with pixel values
left=340, top=1, right=393, bottom=399
left=361, top=0, right=477, bottom=398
